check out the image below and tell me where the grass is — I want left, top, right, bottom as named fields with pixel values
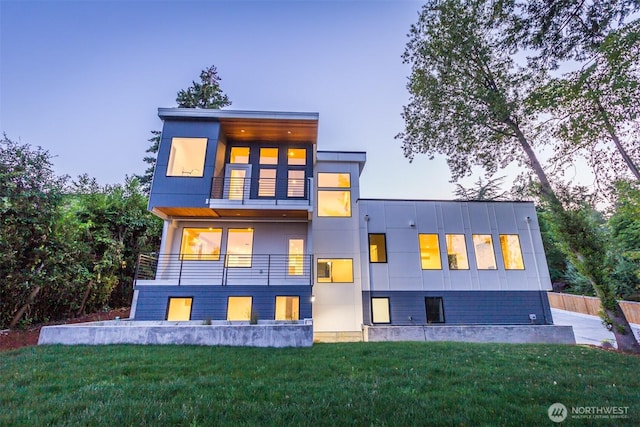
left=1, top=343, right=638, bottom=426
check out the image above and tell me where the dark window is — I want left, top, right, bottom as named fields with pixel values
left=369, top=234, right=387, bottom=263
left=425, top=297, right=445, bottom=323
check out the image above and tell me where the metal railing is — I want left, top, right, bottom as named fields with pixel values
left=135, top=253, right=313, bottom=286
left=210, top=176, right=311, bottom=204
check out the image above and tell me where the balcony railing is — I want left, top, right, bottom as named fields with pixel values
left=210, top=177, right=311, bottom=205
left=135, top=253, right=313, bottom=286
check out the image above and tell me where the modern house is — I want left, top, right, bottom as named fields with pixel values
left=130, top=108, right=558, bottom=342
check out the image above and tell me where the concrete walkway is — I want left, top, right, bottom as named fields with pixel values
left=551, top=308, right=640, bottom=348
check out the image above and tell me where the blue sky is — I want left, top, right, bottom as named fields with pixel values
left=0, top=0, right=471, bottom=199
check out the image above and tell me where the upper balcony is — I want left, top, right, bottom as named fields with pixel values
left=209, top=176, right=313, bottom=220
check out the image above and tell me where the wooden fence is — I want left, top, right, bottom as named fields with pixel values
left=547, top=292, right=640, bottom=324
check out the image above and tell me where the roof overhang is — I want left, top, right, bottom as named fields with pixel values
left=158, top=108, right=319, bottom=144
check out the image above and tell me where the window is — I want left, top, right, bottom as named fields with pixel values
left=500, top=234, right=525, bottom=270
left=318, top=191, right=351, bottom=217
left=472, top=234, right=497, bottom=270
left=166, top=137, right=207, bottom=177
left=425, top=297, right=445, bottom=323
left=288, top=170, right=305, bottom=197
left=445, top=234, right=469, bottom=270
left=166, top=297, right=192, bottom=321
left=258, top=169, right=276, bottom=197
left=371, top=297, right=390, bottom=324
left=275, top=296, right=300, bottom=321
left=259, top=148, right=278, bottom=165
left=318, top=173, right=350, bottom=188
left=226, top=229, right=254, bottom=267
left=228, top=169, right=247, bottom=200
left=369, top=234, right=387, bottom=263
left=317, top=172, right=352, bottom=217
left=317, top=259, right=353, bottom=283
left=287, top=148, right=306, bottom=165
left=418, top=234, right=442, bottom=269
left=227, top=296, right=252, bottom=321
left=180, top=228, right=222, bottom=260
left=288, top=239, right=304, bottom=276
left=230, top=147, right=250, bottom=164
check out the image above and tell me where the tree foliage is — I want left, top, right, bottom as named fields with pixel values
left=454, top=176, right=508, bottom=201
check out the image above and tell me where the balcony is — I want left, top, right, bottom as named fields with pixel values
left=208, top=177, right=313, bottom=218
left=135, top=253, right=314, bottom=286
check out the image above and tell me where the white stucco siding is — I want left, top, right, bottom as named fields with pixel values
left=358, top=200, right=553, bottom=292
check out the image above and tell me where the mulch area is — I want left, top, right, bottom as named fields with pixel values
left=0, top=307, right=130, bottom=352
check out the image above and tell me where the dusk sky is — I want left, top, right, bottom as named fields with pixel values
left=2, top=0, right=502, bottom=199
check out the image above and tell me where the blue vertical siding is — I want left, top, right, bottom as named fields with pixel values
left=134, top=285, right=312, bottom=321
left=149, top=120, right=221, bottom=209
left=362, top=291, right=553, bottom=325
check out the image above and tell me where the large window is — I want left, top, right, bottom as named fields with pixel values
left=180, top=228, right=222, bottom=260
left=472, top=234, right=497, bottom=270
left=227, top=296, right=252, bottom=321
left=369, top=234, right=387, bottom=263
left=258, top=169, right=276, bottom=197
left=259, top=148, right=278, bottom=165
left=419, top=234, right=442, bottom=269
left=166, top=297, right=192, bottom=321
left=226, top=229, right=254, bottom=267
left=230, top=147, right=250, bottom=164
left=317, top=259, right=353, bottom=283
left=166, top=137, right=207, bottom=177
left=500, top=234, right=525, bottom=270
left=445, top=234, right=469, bottom=270
left=317, top=172, right=352, bottom=217
left=275, top=296, right=300, bottom=321
left=318, top=173, right=350, bottom=188
left=426, top=297, right=445, bottom=323
left=288, top=170, right=305, bottom=197
left=371, top=297, right=391, bottom=324
left=287, top=148, right=306, bottom=165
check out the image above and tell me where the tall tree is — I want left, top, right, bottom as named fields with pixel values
left=454, top=176, right=508, bottom=201
left=137, top=65, right=232, bottom=193
left=398, top=0, right=640, bottom=352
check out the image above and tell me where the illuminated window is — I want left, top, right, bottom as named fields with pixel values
left=230, top=147, right=250, bottom=164
left=369, top=234, right=387, bottom=263
left=426, top=297, right=445, bottom=323
left=166, top=137, right=207, bottom=177
left=318, top=191, right=351, bottom=217
left=287, top=148, right=306, bottom=165
left=258, top=169, right=276, bottom=197
left=226, top=229, right=254, bottom=267
left=445, top=234, right=469, bottom=270
left=418, top=234, right=442, bottom=269
left=227, top=296, right=252, bottom=321
left=472, top=234, right=497, bottom=270
left=288, top=239, right=304, bottom=276
left=371, top=297, right=390, bottom=324
left=317, top=259, right=353, bottom=283
left=166, top=297, right=192, bottom=321
left=500, top=235, right=525, bottom=270
left=275, top=296, right=299, bottom=320
left=259, top=148, right=278, bottom=165
left=288, top=170, right=305, bottom=197
left=228, top=169, right=247, bottom=200
left=318, top=173, right=350, bottom=188
left=180, top=228, right=222, bottom=260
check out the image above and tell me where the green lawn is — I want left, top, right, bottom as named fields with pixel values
left=1, top=342, right=638, bottom=426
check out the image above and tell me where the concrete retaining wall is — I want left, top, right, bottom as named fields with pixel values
left=364, top=325, right=575, bottom=344
left=38, top=320, right=313, bottom=348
